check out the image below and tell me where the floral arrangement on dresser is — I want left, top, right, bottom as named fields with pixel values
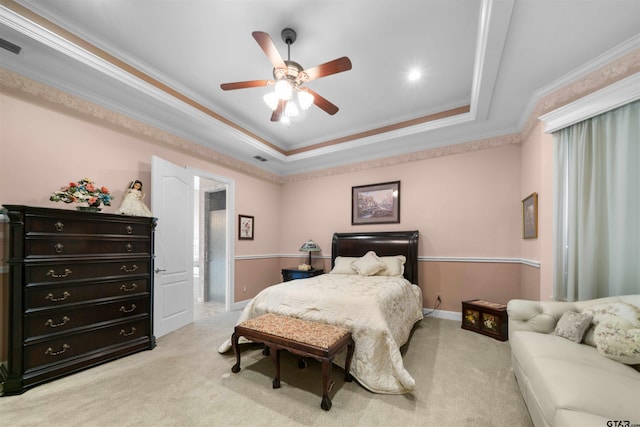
left=50, top=177, right=112, bottom=208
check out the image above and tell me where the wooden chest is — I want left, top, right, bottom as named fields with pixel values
left=461, top=299, right=508, bottom=341
left=1, top=205, right=156, bottom=395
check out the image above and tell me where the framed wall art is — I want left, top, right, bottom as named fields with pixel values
left=238, top=214, right=254, bottom=240
left=352, top=181, right=400, bottom=225
left=522, top=192, right=538, bottom=239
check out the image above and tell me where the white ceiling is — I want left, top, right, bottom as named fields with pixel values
left=1, top=0, right=639, bottom=176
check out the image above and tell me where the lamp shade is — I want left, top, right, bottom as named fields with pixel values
left=299, top=239, right=321, bottom=252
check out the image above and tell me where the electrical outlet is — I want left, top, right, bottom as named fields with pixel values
left=243, top=287, right=247, bottom=292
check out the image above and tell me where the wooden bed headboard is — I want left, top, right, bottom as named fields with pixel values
left=331, top=230, right=419, bottom=285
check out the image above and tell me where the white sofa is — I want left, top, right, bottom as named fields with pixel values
left=507, top=295, right=640, bottom=427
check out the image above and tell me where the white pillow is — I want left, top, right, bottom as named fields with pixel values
left=351, top=251, right=386, bottom=277
left=376, top=255, right=406, bottom=277
left=581, top=302, right=640, bottom=347
left=594, top=317, right=640, bottom=365
left=329, top=256, right=358, bottom=274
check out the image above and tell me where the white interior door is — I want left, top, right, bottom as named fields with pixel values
left=151, top=156, right=194, bottom=338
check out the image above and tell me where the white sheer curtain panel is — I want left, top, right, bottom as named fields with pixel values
left=553, top=100, right=640, bottom=301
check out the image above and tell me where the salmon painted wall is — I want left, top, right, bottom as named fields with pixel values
left=520, top=120, right=554, bottom=301
left=279, top=144, right=524, bottom=311
left=0, top=78, right=545, bottom=315
left=0, top=90, right=283, bottom=302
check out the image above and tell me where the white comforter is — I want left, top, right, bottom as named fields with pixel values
left=218, top=273, right=423, bottom=394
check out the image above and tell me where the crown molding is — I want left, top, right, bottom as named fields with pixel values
left=540, top=72, right=640, bottom=133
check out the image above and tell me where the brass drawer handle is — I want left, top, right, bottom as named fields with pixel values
left=120, top=264, right=138, bottom=273
left=45, top=344, right=70, bottom=356
left=54, top=221, right=64, bottom=232
left=47, top=268, right=72, bottom=278
left=119, top=327, right=137, bottom=337
left=125, top=225, right=133, bottom=234
left=119, top=304, right=137, bottom=313
left=45, top=316, right=71, bottom=328
left=120, top=283, right=138, bottom=292
left=54, top=243, right=64, bottom=253
left=45, top=291, right=71, bottom=302
left=125, top=243, right=133, bottom=252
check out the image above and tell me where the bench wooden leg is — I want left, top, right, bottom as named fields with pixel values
left=231, top=332, right=241, bottom=373
left=320, top=360, right=332, bottom=411
left=344, top=339, right=355, bottom=382
left=271, top=347, right=281, bottom=389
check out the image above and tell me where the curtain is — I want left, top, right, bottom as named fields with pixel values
left=553, top=100, right=640, bottom=301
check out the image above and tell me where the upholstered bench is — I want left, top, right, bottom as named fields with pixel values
left=231, top=313, right=355, bottom=410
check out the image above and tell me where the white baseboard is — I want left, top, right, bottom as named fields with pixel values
left=424, top=308, right=461, bottom=322
left=228, top=302, right=462, bottom=324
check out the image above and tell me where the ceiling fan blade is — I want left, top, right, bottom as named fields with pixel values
left=220, top=79, right=273, bottom=91
left=306, top=88, right=339, bottom=115
left=271, top=99, right=286, bottom=122
left=252, top=31, right=286, bottom=69
left=303, top=57, right=352, bottom=82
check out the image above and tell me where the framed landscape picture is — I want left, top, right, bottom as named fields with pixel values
left=522, top=192, right=538, bottom=239
left=238, top=214, right=254, bottom=240
left=352, top=181, right=400, bottom=225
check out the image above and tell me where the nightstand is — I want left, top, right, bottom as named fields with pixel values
left=281, top=268, right=325, bottom=282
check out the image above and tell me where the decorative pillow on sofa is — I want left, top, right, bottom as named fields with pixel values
left=594, top=318, right=640, bottom=365
left=581, top=302, right=640, bottom=346
left=329, top=256, right=359, bottom=274
left=554, top=311, right=593, bottom=343
left=351, top=251, right=386, bottom=276
left=376, top=255, right=406, bottom=277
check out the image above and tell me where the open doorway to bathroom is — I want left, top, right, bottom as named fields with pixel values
left=194, top=176, right=229, bottom=320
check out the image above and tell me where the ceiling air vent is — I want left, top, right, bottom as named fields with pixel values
left=0, top=38, right=22, bottom=55
left=253, top=155, right=268, bottom=162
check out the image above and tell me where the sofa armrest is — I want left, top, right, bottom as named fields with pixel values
left=507, top=299, right=577, bottom=340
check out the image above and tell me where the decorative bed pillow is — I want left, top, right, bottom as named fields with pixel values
left=554, top=311, right=593, bottom=343
left=581, top=302, right=640, bottom=346
left=329, top=256, right=359, bottom=274
left=351, top=251, right=386, bottom=276
left=376, top=255, right=406, bottom=277
left=594, top=318, right=640, bottom=365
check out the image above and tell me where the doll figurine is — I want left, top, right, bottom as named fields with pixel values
left=116, top=180, right=153, bottom=217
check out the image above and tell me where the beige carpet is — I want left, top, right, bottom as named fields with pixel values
left=0, top=310, right=532, bottom=426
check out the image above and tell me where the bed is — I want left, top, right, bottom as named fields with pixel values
left=219, top=230, right=424, bottom=394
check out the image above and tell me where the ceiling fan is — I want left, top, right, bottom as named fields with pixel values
left=220, top=28, right=352, bottom=122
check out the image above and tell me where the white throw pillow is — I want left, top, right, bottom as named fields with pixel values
left=594, top=317, right=640, bottom=365
left=376, top=255, right=406, bottom=277
left=351, top=251, right=386, bottom=276
left=581, top=302, right=640, bottom=347
left=329, top=256, right=358, bottom=274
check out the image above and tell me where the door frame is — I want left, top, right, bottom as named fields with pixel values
left=188, top=166, right=235, bottom=311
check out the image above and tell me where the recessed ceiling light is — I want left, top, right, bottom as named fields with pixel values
left=408, top=69, right=422, bottom=81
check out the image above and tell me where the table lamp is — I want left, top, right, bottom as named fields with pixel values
left=299, top=239, right=321, bottom=269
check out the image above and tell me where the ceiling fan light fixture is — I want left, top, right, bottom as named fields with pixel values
left=275, top=80, right=292, bottom=100
left=263, top=92, right=279, bottom=110
left=284, top=101, right=299, bottom=117
left=297, top=89, right=314, bottom=110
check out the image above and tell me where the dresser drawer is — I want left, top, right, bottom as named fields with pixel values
left=25, top=278, right=149, bottom=310
left=24, top=237, right=150, bottom=257
left=26, top=260, right=149, bottom=285
left=26, top=215, right=149, bottom=237
left=24, top=318, right=149, bottom=371
left=24, top=297, right=149, bottom=339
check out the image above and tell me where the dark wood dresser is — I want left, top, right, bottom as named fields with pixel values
left=1, top=205, right=157, bottom=395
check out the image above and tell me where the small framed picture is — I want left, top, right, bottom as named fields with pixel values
left=238, top=215, right=254, bottom=240
left=352, top=181, right=400, bottom=225
left=522, top=192, right=538, bottom=239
